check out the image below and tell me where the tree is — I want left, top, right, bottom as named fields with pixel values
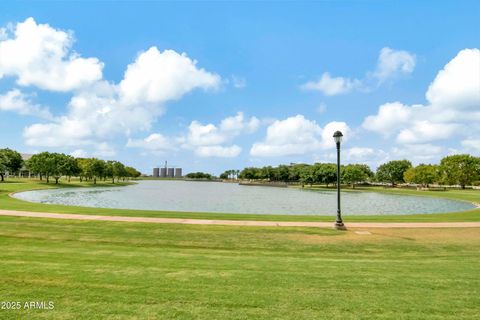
left=76, top=158, right=91, bottom=182
left=342, top=164, right=372, bottom=188
left=88, top=158, right=106, bottom=184
left=403, top=164, right=438, bottom=187
left=314, top=163, right=337, bottom=187
left=376, top=160, right=412, bottom=186
left=439, top=154, right=480, bottom=189
left=125, top=166, right=141, bottom=178
left=299, top=165, right=315, bottom=186
left=0, top=148, right=23, bottom=181
left=185, top=172, right=213, bottom=180
left=113, top=161, right=127, bottom=182
left=62, top=155, right=81, bottom=182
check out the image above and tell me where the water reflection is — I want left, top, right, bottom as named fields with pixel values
left=13, top=180, right=475, bottom=215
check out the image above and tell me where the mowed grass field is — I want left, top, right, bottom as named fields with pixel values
left=1, top=179, right=480, bottom=318
left=1, top=178, right=480, bottom=222
left=1, top=216, right=480, bottom=319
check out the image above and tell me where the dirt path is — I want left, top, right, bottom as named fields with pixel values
left=1, top=209, right=480, bottom=228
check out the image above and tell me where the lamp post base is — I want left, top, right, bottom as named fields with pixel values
left=334, top=221, right=347, bottom=230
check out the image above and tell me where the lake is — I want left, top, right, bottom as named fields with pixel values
left=13, top=180, right=475, bottom=215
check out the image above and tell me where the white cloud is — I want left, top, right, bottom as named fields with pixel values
left=21, top=45, right=221, bottom=148
left=179, top=112, right=258, bottom=157
left=301, top=72, right=360, bottom=96
left=93, top=142, right=116, bottom=157
left=0, top=89, right=52, bottom=119
left=0, top=17, right=103, bottom=91
left=302, top=47, right=415, bottom=96
left=70, top=149, right=88, bottom=158
left=24, top=117, right=92, bottom=147
left=250, top=115, right=351, bottom=157
left=362, top=102, right=413, bottom=136
left=315, top=147, right=389, bottom=168
left=219, top=112, right=259, bottom=134
left=0, top=27, right=7, bottom=41
left=186, top=121, right=228, bottom=147
left=127, top=112, right=257, bottom=157
left=391, top=144, right=445, bottom=163
left=461, top=139, right=480, bottom=153
left=119, top=47, right=220, bottom=105
left=364, top=48, right=480, bottom=145
left=126, top=133, right=174, bottom=152
left=194, top=145, right=241, bottom=158
left=0, top=17, right=223, bottom=150
left=426, top=48, right=480, bottom=110
left=396, top=121, right=459, bottom=144
left=373, top=47, right=416, bottom=82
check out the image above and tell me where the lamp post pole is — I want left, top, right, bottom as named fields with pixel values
left=333, top=131, right=346, bottom=230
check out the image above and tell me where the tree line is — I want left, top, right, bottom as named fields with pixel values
left=0, top=148, right=141, bottom=184
left=234, top=154, right=480, bottom=189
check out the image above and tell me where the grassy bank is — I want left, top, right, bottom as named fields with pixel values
left=0, top=178, right=479, bottom=222
left=0, top=216, right=479, bottom=319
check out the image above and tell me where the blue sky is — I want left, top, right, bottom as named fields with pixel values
left=0, top=1, right=479, bottom=174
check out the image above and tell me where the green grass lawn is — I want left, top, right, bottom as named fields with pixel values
left=1, top=178, right=480, bottom=222
left=0, top=216, right=479, bottom=319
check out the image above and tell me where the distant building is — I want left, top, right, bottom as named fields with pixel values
left=175, top=168, right=182, bottom=178
left=160, top=168, right=167, bottom=177
left=153, top=162, right=182, bottom=178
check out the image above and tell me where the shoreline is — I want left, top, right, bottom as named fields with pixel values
left=2, top=179, right=479, bottom=223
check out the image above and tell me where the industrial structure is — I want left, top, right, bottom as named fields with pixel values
left=152, top=161, right=182, bottom=178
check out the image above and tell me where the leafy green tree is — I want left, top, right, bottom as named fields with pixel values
left=342, top=164, right=372, bottom=188
left=299, top=165, right=315, bottom=186
left=403, top=167, right=416, bottom=184
left=76, top=158, right=92, bottom=182
left=314, top=163, right=337, bottom=187
left=62, top=155, right=81, bottom=182
left=376, top=160, right=412, bottom=186
left=439, top=154, right=480, bottom=189
left=88, top=158, right=106, bottom=184
left=113, top=161, right=127, bottom=182
left=125, top=166, right=141, bottom=178
left=0, top=148, right=23, bottom=181
left=404, top=164, right=438, bottom=187
left=185, top=172, right=213, bottom=179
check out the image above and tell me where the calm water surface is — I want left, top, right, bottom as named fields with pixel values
left=13, top=180, right=475, bottom=215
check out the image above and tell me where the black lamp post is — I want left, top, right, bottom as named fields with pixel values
left=333, top=131, right=346, bottom=230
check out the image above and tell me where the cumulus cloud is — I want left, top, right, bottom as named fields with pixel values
left=250, top=115, right=351, bottom=157
left=391, top=144, right=445, bottom=163
left=0, top=89, right=52, bottom=119
left=363, top=48, right=480, bottom=145
left=0, top=17, right=224, bottom=152
left=0, top=17, right=103, bottom=91
left=461, top=139, right=480, bottom=153
left=194, top=145, right=241, bottom=158
left=126, top=133, right=175, bottom=153
left=181, top=112, right=259, bottom=157
left=373, top=47, right=416, bottom=82
left=119, top=47, right=220, bottom=105
left=302, top=47, right=415, bottom=96
left=22, top=45, right=221, bottom=148
left=301, top=72, right=361, bottom=96
left=315, top=147, right=389, bottom=168
left=127, top=112, right=258, bottom=157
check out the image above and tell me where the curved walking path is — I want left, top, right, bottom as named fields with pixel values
left=1, top=209, right=480, bottom=228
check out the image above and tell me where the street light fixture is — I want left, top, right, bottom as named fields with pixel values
left=333, top=131, right=346, bottom=230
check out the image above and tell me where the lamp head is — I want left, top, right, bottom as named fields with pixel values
left=333, top=131, right=343, bottom=144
